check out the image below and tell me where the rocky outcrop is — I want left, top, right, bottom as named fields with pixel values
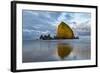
left=57, top=22, right=74, bottom=39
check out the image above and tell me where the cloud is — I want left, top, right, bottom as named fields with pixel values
left=22, top=10, right=91, bottom=40
left=73, top=20, right=91, bottom=36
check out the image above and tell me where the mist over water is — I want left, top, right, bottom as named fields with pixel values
left=22, top=36, right=90, bottom=63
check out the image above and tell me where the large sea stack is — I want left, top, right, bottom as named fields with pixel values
left=57, top=21, right=74, bottom=39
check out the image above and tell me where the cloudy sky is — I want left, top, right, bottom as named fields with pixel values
left=22, top=10, right=91, bottom=40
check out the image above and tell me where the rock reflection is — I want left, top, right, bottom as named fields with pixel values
left=57, top=43, right=73, bottom=60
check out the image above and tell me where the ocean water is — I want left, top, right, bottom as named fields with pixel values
left=22, top=36, right=91, bottom=63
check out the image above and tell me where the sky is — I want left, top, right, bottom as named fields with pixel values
left=22, top=10, right=91, bottom=40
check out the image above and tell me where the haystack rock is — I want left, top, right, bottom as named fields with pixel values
left=57, top=21, right=74, bottom=39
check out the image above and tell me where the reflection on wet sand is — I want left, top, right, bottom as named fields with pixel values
left=23, top=37, right=90, bottom=62
left=57, top=43, right=73, bottom=60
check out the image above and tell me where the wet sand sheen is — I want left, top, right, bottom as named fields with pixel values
left=22, top=37, right=90, bottom=63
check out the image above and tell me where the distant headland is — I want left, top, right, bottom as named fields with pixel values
left=39, top=21, right=79, bottom=40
